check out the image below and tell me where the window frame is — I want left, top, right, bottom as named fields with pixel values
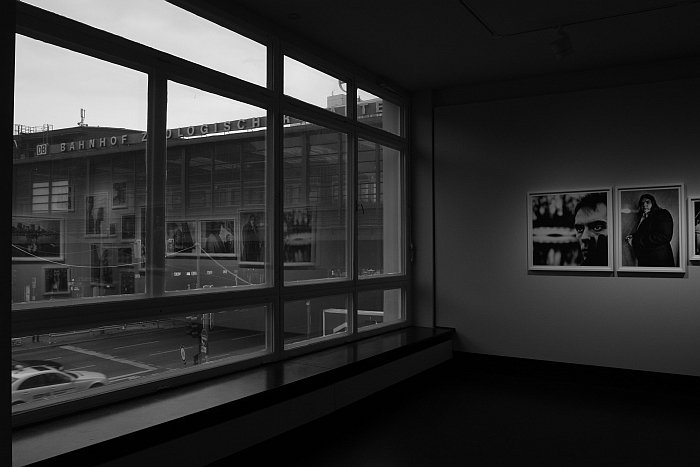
left=11, top=0, right=411, bottom=427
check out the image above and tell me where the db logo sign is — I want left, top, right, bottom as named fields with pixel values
left=36, top=144, right=48, bottom=156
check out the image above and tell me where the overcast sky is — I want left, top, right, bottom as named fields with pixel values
left=14, top=0, right=359, bottom=131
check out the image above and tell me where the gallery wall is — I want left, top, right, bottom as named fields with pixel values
left=433, top=76, right=700, bottom=376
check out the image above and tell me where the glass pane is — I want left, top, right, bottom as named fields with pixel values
left=12, top=36, right=147, bottom=305
left=357, top=88, right=402, bottom=136
left=22, top=0, right=266, bottom=87
left=357, top=139, right=404, bottom=278
left=166, top=82, right=269, bottom=292
left=11, top=305, right=269, bottom=409
left=284, top=295, right=349, bottom=348
left=357, top=288, right=404, bottom=332
left=284, top=118, right=348, bottom=283
left=284, top=56, right=347, bottom=116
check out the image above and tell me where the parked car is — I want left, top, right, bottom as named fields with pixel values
left=11, top=366, right=108, bottom=405
left=11, top=359, right=64, bottom=371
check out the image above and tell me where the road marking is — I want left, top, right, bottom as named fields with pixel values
left=113, top=340, right=160, bottom=350
left=60, top=345, right=157, bottom=371
left=230, top=332, right=264, bottom=341
left=109, top=369, right=155, bottom=383
left=69, top=364, right=96, bottom=370
left=150, top=345, right=195, bottom=357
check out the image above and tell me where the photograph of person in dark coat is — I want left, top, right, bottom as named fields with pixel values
left=625, top=193, right=675, bottom=267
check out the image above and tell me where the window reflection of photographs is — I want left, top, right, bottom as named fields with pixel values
left=690, top=197, right=700, bottom=260
left=12, top=217, right=63, bottom=261
left=112, top=181, right=127, bottom=209
left=284, top=207, right=314, bottom=266
left=118, top=246, right=133, bottom=266
left=166, top=220, right=196, bottom=256
left=43, top=266, right=69, bottom=295
left=86, top=193, right=110, bottom=237
left=91, top=244, right=115, bottom=286
left=527, top=189, right=612, bottom=271
left=121, top=214, right=136, bottom=240
left=617, top=184, right=685, bottom=273
left=200, top=220, right=236, bottom=257
left=240, top=211, right=264, bottom=265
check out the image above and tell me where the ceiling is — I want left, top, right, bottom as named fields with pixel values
left=207, top=0, right=700, bottom=93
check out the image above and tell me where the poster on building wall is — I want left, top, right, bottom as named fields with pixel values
left=616, top=184, right=686, bottom=273
left=527, top=189, right=612, bottom=271
left=12, top=217, right=64, bottom=261
left=86, top=192, right=112, bottom=237
left=284, top=207, right=315, bottom=267
left=688, top=197, right=700, bottom=261
left=199, top=220, right=236, bottom=258
left=239, top=210, right=265, bottom=266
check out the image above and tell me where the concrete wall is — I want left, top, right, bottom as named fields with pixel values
left=433, top=76, right=700, bottom=376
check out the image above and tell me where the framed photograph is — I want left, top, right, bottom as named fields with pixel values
left=121, top=214, right=136, bottom=240
left=284, top=207, right=315, bottom=267
left=43, top=266, right=70, bottom=295
left=112, top=182, right=127, bottom=209
left=85, top=192, right=111, bottom=237
left=528, top=189, right=613, bottom=271
left=165, top=220, right=197, bottom=257
left=689, top=197, right=700, bottom=261
left=199, top=219, right=236, bottom=257
left=12, top=217, right=64, bottom=261
left=240, top=210, right=265, bottom=266
left=616, top=184, right=686, bottom=273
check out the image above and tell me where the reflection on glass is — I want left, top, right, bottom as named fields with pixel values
left=284, top=56, right=347, bottom=116
left=357, top=139, right=403, bottom=278
left=284, top=295, right=349, bottom=348
left=165, top=82, right=268, bottom=292
left=12, top=36, right=147, bottom=304
left=284, top=119, right=348, bottom=284
left=22, top=0, right=267, bottom=86
left=357, top=88, right=401, bottom=136
left=357, top=288, right=403, bottom=331
left=11, top=306, right=269, bottom=409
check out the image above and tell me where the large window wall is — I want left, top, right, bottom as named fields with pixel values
left=11, top=0, right=409, bottom=423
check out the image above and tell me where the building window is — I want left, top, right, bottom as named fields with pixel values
left=12, top=0, right=408, bottom=424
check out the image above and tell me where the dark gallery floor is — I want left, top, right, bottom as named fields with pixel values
left=212, top=353, right=700, bottom=466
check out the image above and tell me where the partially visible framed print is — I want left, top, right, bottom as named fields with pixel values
left=12, top=217, right=64, bottom=261
left=689, top=197, right=700, bottom=261
left=528, top=189, right=612, bottom=271
left=616, top=184, right=686, bottom=273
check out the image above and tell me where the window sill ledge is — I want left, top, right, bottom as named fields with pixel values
left=12, top=326, right=454, bottom=466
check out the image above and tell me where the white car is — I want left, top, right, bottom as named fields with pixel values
left=12, top=365, right=108, bottom=405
